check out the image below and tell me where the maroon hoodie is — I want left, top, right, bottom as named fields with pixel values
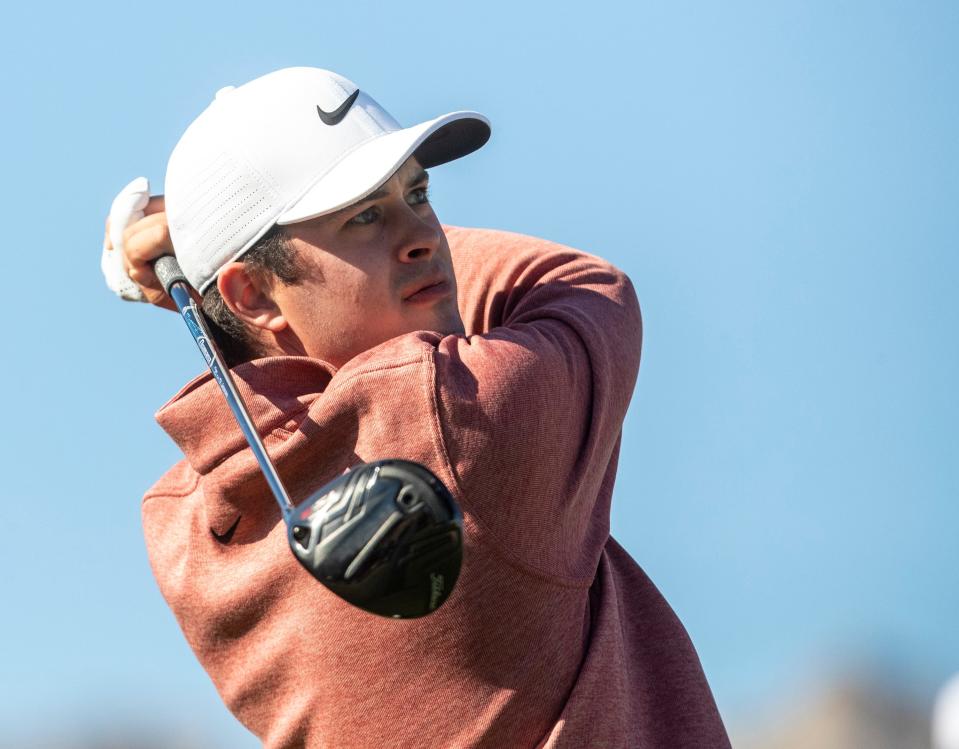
left=143, top=226, right=730, bottom=748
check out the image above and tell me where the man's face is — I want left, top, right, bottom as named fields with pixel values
left=269, top=157, right=464, bottom=368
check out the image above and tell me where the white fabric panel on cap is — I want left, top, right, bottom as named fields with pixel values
left=164, top=67, right=490, bottom=293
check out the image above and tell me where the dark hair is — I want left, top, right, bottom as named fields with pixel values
left=201, top=225, right=305, bottom=366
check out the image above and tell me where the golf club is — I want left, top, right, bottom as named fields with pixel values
left=153, top=255, right=463, bottom=619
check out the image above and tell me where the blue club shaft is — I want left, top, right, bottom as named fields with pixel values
left=158, top=257, right=295, bottom=519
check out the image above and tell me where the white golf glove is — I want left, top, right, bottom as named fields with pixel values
left=101, top=176, right=151, bottom=302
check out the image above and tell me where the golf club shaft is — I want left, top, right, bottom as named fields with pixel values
left=154, top=255, right=295, bottom=518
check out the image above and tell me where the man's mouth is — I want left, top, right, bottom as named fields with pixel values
left=402, top=276, right=451, bottom=303
left=403, top=271, right=447, bottom=301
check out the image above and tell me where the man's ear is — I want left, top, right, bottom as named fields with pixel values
left=217, top=262, right=288, bottom=333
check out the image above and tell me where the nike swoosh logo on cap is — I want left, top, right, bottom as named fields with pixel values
left=316, top=89, right=360, bottom=126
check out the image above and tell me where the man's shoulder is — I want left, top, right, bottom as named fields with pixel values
left=143, top=457, right=199, bottom=505
left=140, top=459, right=202, bottom=562
left=443, top=225, right=577, bottom=255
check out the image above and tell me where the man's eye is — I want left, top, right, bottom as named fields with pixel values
left=408, top=187, right=430, bottom=205
left=349, top=206, right=379, bottom=226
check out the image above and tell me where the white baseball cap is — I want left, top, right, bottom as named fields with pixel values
left=165, top=67, right=491, bottom=293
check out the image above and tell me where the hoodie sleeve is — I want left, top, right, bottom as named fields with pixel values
left=434, top=227, right=642, bottom=581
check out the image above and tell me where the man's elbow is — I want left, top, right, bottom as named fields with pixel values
left=612, top=266, right=642, bottom=361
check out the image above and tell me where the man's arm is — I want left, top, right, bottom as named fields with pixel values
left=431, top=227, right=642, bottom=581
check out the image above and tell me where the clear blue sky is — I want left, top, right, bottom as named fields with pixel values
left=1, top=1, right=956, bottom=745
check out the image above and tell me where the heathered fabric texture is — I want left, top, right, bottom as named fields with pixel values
left=143, top=227, right=731, bottom=748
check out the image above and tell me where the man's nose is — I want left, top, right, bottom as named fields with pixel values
left=395, top=209, right=441, bottom=263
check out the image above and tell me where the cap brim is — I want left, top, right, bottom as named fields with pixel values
left=276, top=111, right=490, bottom=225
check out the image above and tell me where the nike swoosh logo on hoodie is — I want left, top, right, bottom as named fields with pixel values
left=211, top=515, right=241, bottom=545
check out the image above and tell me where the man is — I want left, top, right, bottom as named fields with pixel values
left=104, top=67, right=730, bottom=748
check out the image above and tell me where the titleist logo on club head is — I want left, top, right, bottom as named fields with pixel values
left=429, top=572, right=445, bottom=610
left=316, top=89, right=360, bottom=126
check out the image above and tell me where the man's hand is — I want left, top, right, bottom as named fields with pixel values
left=102, top=179, right=177, bottom=311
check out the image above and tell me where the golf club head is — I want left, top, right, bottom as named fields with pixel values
left=288, top=459, right=463, bottom=619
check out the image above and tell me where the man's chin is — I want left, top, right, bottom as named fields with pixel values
left=429, top=308, right=466, bottom=337
left=405, top=300, right=464, bottom=337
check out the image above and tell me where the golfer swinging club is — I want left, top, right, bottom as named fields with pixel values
left=103, top=67, right=730, bottom=748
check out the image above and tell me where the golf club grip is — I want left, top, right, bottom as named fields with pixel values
left=154, top=254, right=188, bottom=295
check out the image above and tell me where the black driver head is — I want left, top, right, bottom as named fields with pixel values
left=287, top=459, right=463, bottom=619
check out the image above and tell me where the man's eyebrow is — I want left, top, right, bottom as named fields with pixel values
left=352, top=169, right=430, bottom=206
